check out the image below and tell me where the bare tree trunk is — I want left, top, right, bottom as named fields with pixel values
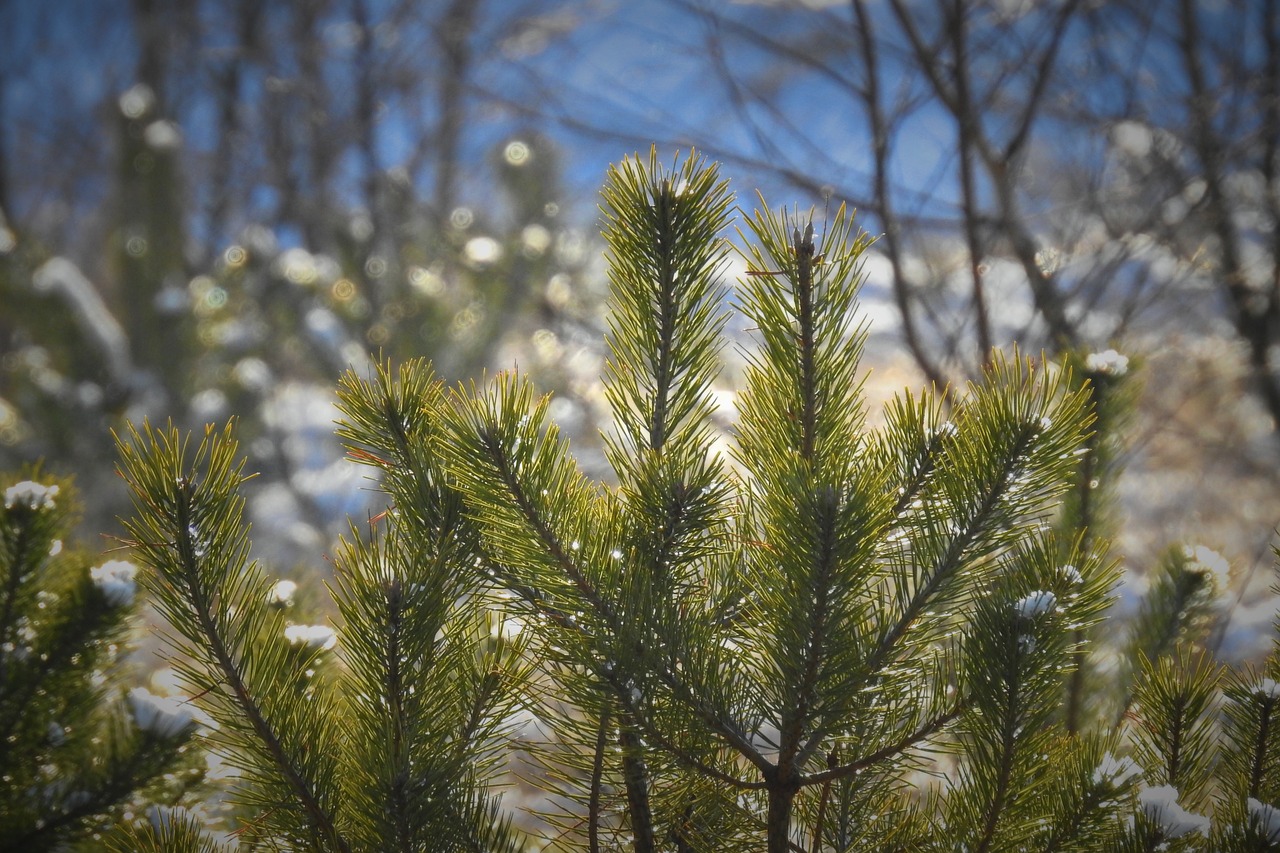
left=0, top=82, right=9, bottom=217
left=851, top=0, right=947, bottom=388
left=1177, top=0, right=1280, bottom=433
left=886, top=0, right=1080, bottom=354
left=131, top=0, right=166, bottom=108
left=987, top=159, right=1079, bottom=352
left=351, top=0, right=393, bottom=310
left=295, top=0, right=331, bottom=250
left=206, top=0, right=259, bottom=255
left=948, top=0, right=993, bottom=365
left=432, top=0, right=479, bottom=227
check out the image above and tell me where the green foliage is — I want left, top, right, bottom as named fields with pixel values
left=102, top=805, right=229, bottom=853
left=330, top=150, right=1115, bottom=851
left=105, top=151, right=1280, bottom=852
left=0, top=472, right=201, bottom=852
left=1055, top=347, right=1137, bottom=734
left=1129, top=652, right=1221, bottom=809
left=114, top=419, right=529, bottom=853
left=1126, top=546, right=1227, bottom=670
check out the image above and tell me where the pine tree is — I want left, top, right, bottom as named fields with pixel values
left=1055, top=346, right=1280, bottom=852
left=0, top=473, right=202, bottom=851
left=110, top=150, right=1280, bottom=851
left=113, top=418, right=531, bottom=852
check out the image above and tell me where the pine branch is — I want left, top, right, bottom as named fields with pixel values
left=1117, top=547, right=1225, bottom=727
left=1247, top=694, right=1276, bottom=800
left=116, top=422, right=352, bottom=853
left=783, top=487, right=838, bottom=773
left=869, top=418, right=1040, bottom=673
left=1034, top=735, right=1132, bottom=853
left=479, top=420, right=617, bottom=628
left=798, top=702, right=964, bottom=787
left=169, top=476, right=348, bottom=851
left=0, top=521, right=33, bottom=670
left=972, top=660, right=1023, bottom=853
left=1219, top=668, right=1280, bottom=808
left=8, top=723, right=187, bottom=851
left=1130, top=651, right=1221, bottom=810
left=450, top=373, right=771, bottom=777
left=601, top=147, right=730, bottom=465
left=608, top=680, right=761, bottom=790
left=600, top=150, right=745, bottom=851
left=301, top=156, right=1137, bottom=850
left=0, top=575, right=115, bottom=760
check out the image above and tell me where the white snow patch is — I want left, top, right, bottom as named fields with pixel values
left=128, top=687, right=198, bottom=738
left=1182, top=544, right=1230, bottom=586
left=1015, top=590, right=1057, bottom=619
left=1137, top=784, right=1209, bottom=838
left=1248, top=798, right=1280, bottom=841
left=143, top=120, right=182, bottom=150
left=267, top=579, right=298, bottom=607
left=90, top=560, right=138, bottom=607
left=749, top=720, right=782, bottom=760
left=1255, top=679, right=1280, bottom=700
left=4, top=480, right=59, bottom=511
left=1085, top=348, right=1129, bottom=376
left=1092, top=752, right=1141, bottom=788
left=1112, top=121, right=1153, bottom=158
left=284, top=623, right=337, bottom=650
left=33, top=258, right=134, bottom=386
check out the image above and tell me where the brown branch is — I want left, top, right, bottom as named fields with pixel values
left=811, top=747, right=838, bottom=852
left=799, top=703, right=962, bottom=787
left=620, top=719, right=657, bottom=853
left=431, top=0, right=479, bottom=227
left=887, top=0, right=1080, bottom=351
left=851, top=0, right=948, bottom=388
left=1002, top=0, right=1084, bottom=163
left=948, top=0, right=994, bottom=365
left=588, top=702, right=611, bottom=853
left=1176, top=0, right=1280, bottom=433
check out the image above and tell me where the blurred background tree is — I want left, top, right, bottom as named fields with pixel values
left=0, top=0, right=604, bottom=554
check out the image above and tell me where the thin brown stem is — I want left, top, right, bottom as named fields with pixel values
left=588, top=702, right=611, bottom=853
left=620, top=719, right=656, bottom=853
left=811, top=748, right=838, bottom=853
left=800, top=704, right=962, bottom=787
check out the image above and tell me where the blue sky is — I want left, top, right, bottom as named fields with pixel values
left=0, top=0, right=1248, bottom=247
